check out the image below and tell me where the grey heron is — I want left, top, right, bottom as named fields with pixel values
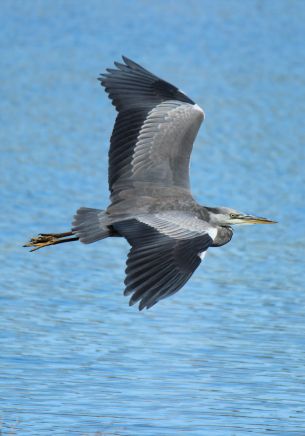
left=24, top=56, right=276, bottom=310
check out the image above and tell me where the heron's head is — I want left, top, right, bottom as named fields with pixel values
left=207, top=207, right=277, bottom=227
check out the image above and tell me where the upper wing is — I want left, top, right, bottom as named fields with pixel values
left=113, top=212, right=217, bottom=310
left=99, top=57, right=204, bottom=201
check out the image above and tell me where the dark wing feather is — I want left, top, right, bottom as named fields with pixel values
left=99, top=56, right=194, bottom=111
left=113, top=214, right=215, bottom=310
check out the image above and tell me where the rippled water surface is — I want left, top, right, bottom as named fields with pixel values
left=1, top=1, right=305, bottom=434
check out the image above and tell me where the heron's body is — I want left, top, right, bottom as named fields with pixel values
left=25, top=57, right=276, bottom=310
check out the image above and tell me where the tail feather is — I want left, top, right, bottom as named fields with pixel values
left=72, top=207, right=112, bottom=244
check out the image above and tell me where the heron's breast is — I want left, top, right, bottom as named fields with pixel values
left=211, top=227, right=233, bottom=247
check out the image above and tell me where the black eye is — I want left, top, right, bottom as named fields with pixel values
left=230, top=213, right=237, bottom=218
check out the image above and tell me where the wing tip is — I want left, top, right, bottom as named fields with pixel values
left=138, top=299, right=155, bottom=311
left=121, top=55, right=141, bottom=70
left=121, top=55, right=130, bottom=64
left=126, top=290, right=156, bottom=311
left=128, top=296, right=138, bottom=307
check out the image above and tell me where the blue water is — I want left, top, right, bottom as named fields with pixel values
left=1, top=0, right=305, bottom=434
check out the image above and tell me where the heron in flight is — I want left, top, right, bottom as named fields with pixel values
left=25, top=57, right=276, bottom=310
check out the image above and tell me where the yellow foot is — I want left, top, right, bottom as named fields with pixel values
left=23, top=232, right=78, bottom=251
left=23, top=234, right=61, bottom=251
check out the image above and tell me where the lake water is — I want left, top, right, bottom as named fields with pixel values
left=1, top=0, right=305, bottom=434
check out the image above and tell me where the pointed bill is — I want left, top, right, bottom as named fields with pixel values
left=240, top=215, right=277, bottom=224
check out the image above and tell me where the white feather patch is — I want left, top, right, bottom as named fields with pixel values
left=193, top=103, right=205, bottom=119
left=207, top=227, right=218, bottom=241
left=198, top=251, right=207, bottom=260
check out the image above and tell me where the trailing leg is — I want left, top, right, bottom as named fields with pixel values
left=24, top=232, right=79, bottom=252
left=24, top=207, right=114, bottom=251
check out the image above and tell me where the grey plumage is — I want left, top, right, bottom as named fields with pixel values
left=72, top=208, right=112, bottom=244
left=25, top=56, right=276, bottom=310
left=113, top=213, right=215, bottom=309
left=99, top=57, right=203, bottom=206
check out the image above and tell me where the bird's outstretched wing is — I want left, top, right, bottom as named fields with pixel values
left=99, top=57, right=204, bottom=203
left=113, top=212, right=217, bottom=310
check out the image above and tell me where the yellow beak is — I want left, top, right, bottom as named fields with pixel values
left=240, top=215, right=277, bottom=224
